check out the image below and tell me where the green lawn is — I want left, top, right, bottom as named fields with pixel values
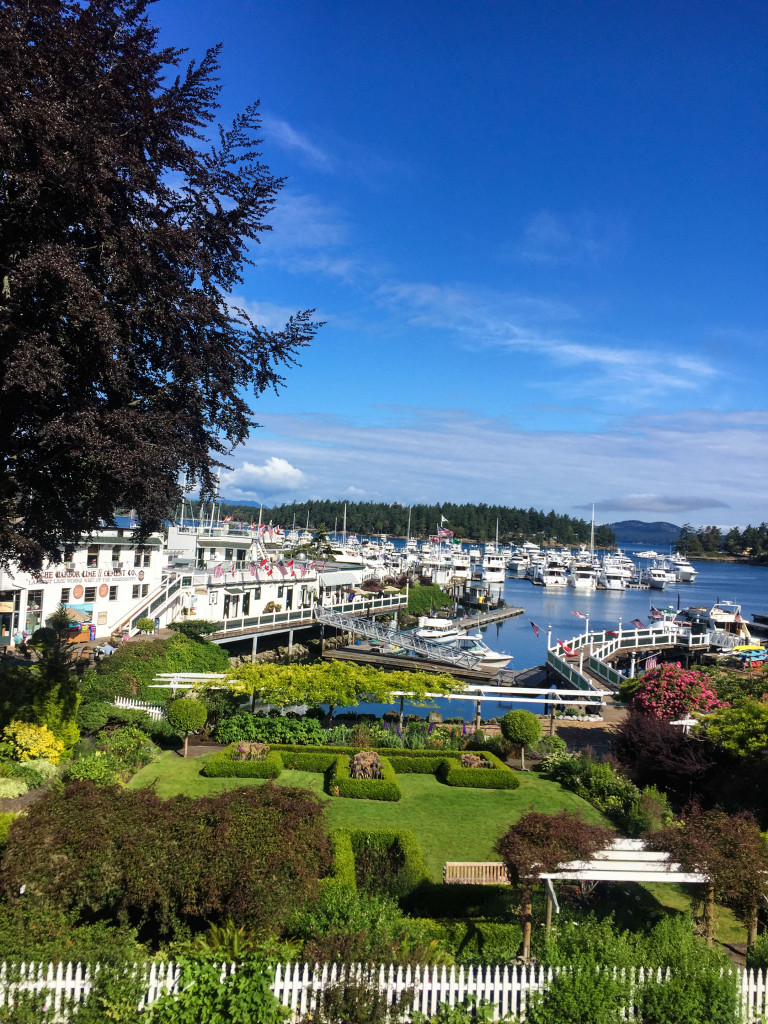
left=128, top=751, right=605, bottom=879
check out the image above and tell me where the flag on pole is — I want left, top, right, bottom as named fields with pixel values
left=437, top=526, right=454, bottom=539
left=440, top=515, right=449, bottom=524
left=213, top=563, right=224, bottom=579
left=259, top=558, right=272, bottom=577
left=248, top=562, right=257, bottom=577
left=530, top=620, right=540, bottom=638
left=250, top=522, right=256, bottom=530
left=299, top=564, right=307, bottom=578
left=309, top=560, right=316, bottom=569
left=631, top=618, right=645, bottom=629
left=735, top=611, right=743, bottom=624
left=605, top=630, right=618, bottom=637
left=223, top=515, right=233, bottom=522
left=276, top=561, right=288, bottom=577
left=571, top=610, right=586, bottom=618
left=644, top=655, right=658, bottom=670
left=286, top=559, right=295, bottom=575
left=650, top=606, right=663, bottom=620
left=558, top=639, right=575, bottom=655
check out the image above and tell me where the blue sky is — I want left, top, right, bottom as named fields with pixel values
left=154, top=0, right=767, bottom=528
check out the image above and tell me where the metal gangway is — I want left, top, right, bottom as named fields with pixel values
left=314, top=608, right=483, bottom=671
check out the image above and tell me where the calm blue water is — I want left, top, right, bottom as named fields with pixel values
left=346, top=551, right=768, bottom=723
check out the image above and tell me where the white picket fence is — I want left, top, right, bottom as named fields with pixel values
left=112, top=696, right=166, bottom=720
left=1, top=960, right=767, bottom=1021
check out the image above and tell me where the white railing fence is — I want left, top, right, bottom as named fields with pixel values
left=112, top=696, right=166, bottom=720
left=1, top=960, right=766, bottom=1022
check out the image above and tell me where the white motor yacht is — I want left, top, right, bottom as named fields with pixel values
left=669, top=553, right=699, bottom=582
left=641, top=567, right=668, bottom=590
left=454, top=633, right=512, bottom=670
left=414, top=617, right=465, bottom=644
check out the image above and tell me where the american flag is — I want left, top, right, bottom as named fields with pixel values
left=650, top=606, right=663, bottom=620
left=213, top=563, right=224, bottom=579
left=530, top=620, right=540, bottom=637
left=276, top=561, right=289, bottom=577
left=299, top=564, right=307, bottom=578
left=644, top=655, right=658, bottom=670
left=248, top=562, right=257, bottom=577
left=631, top=618, right=645, bottom=629
left=438, top=526, right=454, bottom=539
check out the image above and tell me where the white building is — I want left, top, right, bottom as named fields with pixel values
left=0, top=528, right=166, bottom=648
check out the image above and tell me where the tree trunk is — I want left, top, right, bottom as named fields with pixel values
left=521, top=885, right=533, bottom=960
left=183, top=732, right=189, bottom=758
left=704, top=882, right=715, bottom=945
left=748, top=906, right=758, bottom=950
left=521, top=744, right=526, bottom=771
left=545, top=888, right=553, bottom=936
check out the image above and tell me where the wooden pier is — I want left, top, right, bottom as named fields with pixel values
left=322, top=644, right=503, bottom=683
left=455, top=605, right=524, bottom=628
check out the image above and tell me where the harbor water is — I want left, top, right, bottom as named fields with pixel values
left=344, top=552, right=768, bottom=724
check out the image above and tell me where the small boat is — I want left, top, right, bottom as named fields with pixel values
left=453, top=633, right=512, bottom=670
left=414, top=617, right=464, bottom=644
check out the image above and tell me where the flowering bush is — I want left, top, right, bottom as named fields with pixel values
left=460, top=752, right=488, bottom=769
left=350, top=751, right=382, bottom=780
left=232, top=741, right=269, bottom=762
left=630, top=663, right=726, bottom=721
left=2, top=720, right=65, bottom=763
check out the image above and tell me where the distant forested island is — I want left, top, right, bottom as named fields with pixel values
left=214, top=499, right=617, bottom=547
left=608, top=520, right=682, bottom=546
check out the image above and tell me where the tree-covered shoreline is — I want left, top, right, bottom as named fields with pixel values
left=213, top=499, right=616, bottom=547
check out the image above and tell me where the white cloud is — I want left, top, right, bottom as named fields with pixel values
left=227, top=406, right=768, bottom=526
left=262, top=116, right=334, bottom=170
left=260, top=191, right=349, bottom=254
left=517, top=209, right=629, bottom=265
left=221, top=457, right=306, bottom=501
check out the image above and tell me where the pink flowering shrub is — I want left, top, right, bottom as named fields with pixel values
left=631, top=662, right=726, bottom=721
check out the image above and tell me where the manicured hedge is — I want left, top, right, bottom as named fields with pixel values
left=327, top=754, right=401, bottom=802
left=322, top=829, right=358, bottom=895
left=201, top=746, right=283, bottom=779
left=387, top=753, right=455, bottom=774
left=406, top=917, right=522, bottom=964
left=347, top=827, right=429, bottom=898
left=437, top=751, right=520, bottom=790
left=279, top=750, right=338, bottom=772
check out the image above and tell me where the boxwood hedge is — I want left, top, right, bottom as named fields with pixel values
left=201, top=746, right=283, bottom=779
left=437, top=750, right=519, bottom=789
left=327, top=754, right=401, bottom=802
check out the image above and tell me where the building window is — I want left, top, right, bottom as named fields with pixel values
left=277, top=586, right=284, bottom=598
left=237, top=548, right=247, bottom=561
left=209, top=548, right=216, bottom=560
left=132, top=585, right=140, bottom=599
left=242, top=592, right=250, bottom=616
left=112, top=546, right=121, bottom=564
left=134, top=548, right=143, bottom=568
left=61, top=588, right=70, bottom=604
left=143, top=551, right=151, bottom=567
left=87, top=546, right=99, bottom=567
left=109, top=586, right=118, bottom=601
left=84, top=587, right=97, bottom=602
left=141, top=584, right=149, bottom=597
left=253, top=586, right=261, bottom=599
left=224, top=548, right=233, bottom=560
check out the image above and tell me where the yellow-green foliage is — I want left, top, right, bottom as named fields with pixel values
left=0, top=812, right=19, bottom=848
left=3, top=720, right=66, bottom=763
left=219, top=660, right=461, bottom=710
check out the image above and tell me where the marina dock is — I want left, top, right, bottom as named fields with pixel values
left=455, top=605, right=524, bottom=628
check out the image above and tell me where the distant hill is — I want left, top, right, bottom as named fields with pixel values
left=609, top=520, right=682, bottom=546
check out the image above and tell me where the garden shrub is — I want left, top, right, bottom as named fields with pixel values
left=541, top=751, right=671, bottom=835
left=623, top=662, right=723, bottom=720
left=350, top=750, right=382, bottom=779
left=407, top=917, right=522, bottom=966
left=0, top=782, right=332, bottom=941
left=304, top=965, right=414, bottom=1024
left=0, top=762, right=46, bottom=788
left=747, top=930, right=768, bottom=969
left=347, top=828, right=429, bottom=899
left=201, top=744, right=283, bottom=779
left=536, top=734, right=567, bottom=755
left=525, top=963, right=629, bottom=1024
left=76, top=700, right=112, bottom=735
left=328, top=754, right=401, bottom=801
left=2, top=720, right=65, bottom=763
left=97, top=725, right=158, bottom=773
left=86, top=633, right=229, bottom=701
left=323, top=829, right=357, bottom=894
left=0, top=811, right=18, bottom=848
left=214, top=710, right=326, bottom=746
left=0, top=663, right=80, bottom=751
left=636, top=964, right=740, bottom=1024
left=386, top=752, right=454, bottom=774
left=438, top=751, right=520, bottom=790
left=278, top=749, right=338, bottom=772
left=0, top=899, right=147, bottom=965
left=0, top=778, right=28, bottom=798
left=64, top=751, right=123, bottom=785
left=167, top=696, right=207, bottom=756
